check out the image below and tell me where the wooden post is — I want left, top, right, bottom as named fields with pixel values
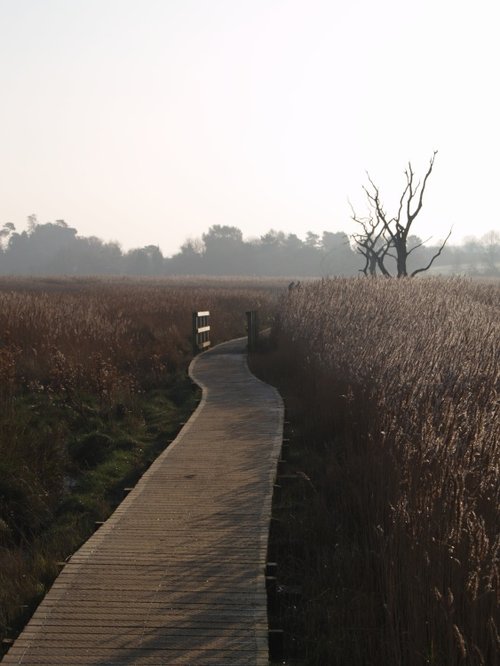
left=268, top=629, right=284, bottom=661
left=192, top=311, right=210, bottom=355
left=192, top=312, right=198, bottom=355
left=266, top=575, right=278, bottom=614
left=246, top=310, right=259, bottom=351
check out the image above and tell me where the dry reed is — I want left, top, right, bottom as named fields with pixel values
left=272, top=277, right=499, bottom=665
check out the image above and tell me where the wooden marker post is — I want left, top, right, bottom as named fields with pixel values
left=192, top=311, right=211, bottom=355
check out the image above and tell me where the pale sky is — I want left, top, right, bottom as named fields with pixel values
left=1, top=0, right=499, bottom=255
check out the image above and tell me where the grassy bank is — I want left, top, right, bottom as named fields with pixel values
left=252, top=277, right=499, bottom=665
left=0, top=375, right=197, bottom=650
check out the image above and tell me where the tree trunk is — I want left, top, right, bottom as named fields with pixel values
left=395, top=240, right=408, bottom=277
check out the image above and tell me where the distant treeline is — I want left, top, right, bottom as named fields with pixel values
left=0, top=217, right=498, bottom=276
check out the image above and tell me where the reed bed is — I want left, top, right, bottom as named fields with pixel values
left=0, top=276, right=283, bottom=646
left=0, top=276, right=282, bottom=391
left=271, top=277, right=499, bottom=665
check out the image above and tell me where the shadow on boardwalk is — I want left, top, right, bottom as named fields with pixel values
left=2, top=337, right=283, bottom=666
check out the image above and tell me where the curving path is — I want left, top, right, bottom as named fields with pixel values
left=2, top=337, right=284, bottom=665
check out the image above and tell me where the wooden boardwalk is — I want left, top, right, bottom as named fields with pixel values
left=2, top=337, right=284, bottom=665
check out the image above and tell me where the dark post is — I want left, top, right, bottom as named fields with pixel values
left=246, top=310, right=259, bottom=351
left=192, top=312, right=199, bottom=356
left=268, top=629, right=284, bottom=661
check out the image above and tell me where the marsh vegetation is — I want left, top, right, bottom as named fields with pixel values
left=0, top=276, right=281, bottom=650
left=256, top=277, right=499, bottom=665
left=1, top=275, right=498, bottom=665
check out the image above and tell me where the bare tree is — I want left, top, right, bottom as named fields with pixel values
left=349, top=207, right=391, bottom=277
left=351, top=151, right=451, bottom=277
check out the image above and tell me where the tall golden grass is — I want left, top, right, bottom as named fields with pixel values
left=0, top=276, right=283, bottom=393
left=0, top=276, right=284, bottom=646
left=272, top=277, right=499, bottom=665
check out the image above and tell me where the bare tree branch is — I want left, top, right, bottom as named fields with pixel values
left=410, top=227, right=452, bottom=277
left=407, top=236, right=432, bottom=255
left=376, top=241, right=393, bottom=277
left=408, top=150, right=437, bottom=229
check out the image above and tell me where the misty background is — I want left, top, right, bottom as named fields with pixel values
left=1, top=0, right=499, bottom=256
left=0, top=218, right=498, bottom=277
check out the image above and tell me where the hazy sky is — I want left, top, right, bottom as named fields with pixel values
left=1, top=0, right=499, bottom=255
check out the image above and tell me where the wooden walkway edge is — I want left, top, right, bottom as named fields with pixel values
left=2, top=337, right=284, bottom=665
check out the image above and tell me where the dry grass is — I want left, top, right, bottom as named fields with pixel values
left=0, top=276, right=284, bottom=646
left=269, top=277, right=499, bottom=665
left=0, top=276, right=284, bottom=390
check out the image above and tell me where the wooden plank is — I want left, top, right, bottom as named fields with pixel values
left=1, top=337, right=283, bottom=665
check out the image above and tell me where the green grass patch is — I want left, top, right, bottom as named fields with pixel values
left=0, top=373, right=199, bottom=652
